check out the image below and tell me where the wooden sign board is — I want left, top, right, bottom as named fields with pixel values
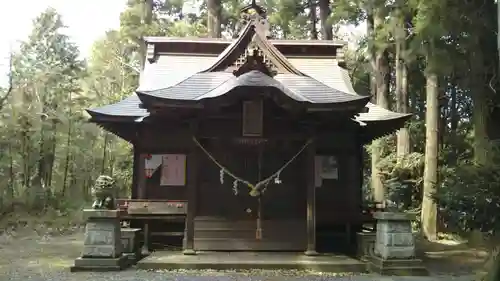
left=160, top=154, right=186, bottom=186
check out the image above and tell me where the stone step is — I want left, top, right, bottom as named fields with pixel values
left=137, top=251, right=367, bottom=273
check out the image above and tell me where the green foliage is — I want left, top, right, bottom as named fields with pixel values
left=436, top=148, right=500, bottom=235
left=378, top=152, right=425, bottom=209
left=0, top=7, right=134, bottom=216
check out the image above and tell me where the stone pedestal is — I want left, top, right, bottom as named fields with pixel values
left=356, top=231, right=376, bottom=262
left=367, top=212, right=428, bottom=276
left=121, top=228, right=141, bottom=262
left=70, top=209, right=128, bottom=272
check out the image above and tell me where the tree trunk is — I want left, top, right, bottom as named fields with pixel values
left=46, top=121, right=57, bottom=187
left=370, top=7, right=389, bottom=205
left=20, top=113, right=32, bottom=188
left=7, top=142, right=15, bottom=211
left=395, top=10, right=410, bottom=158
left=319, top=0, right=332, bottom=40
left=309, top=0, right=318, bottom=39
left=498, top=0, right=500, bottom=77
left=33, top=121, right=48, bottom=210
left=473, top=89, right=491, bottom=166
left=207, top=0, right=222, bottom=38
left=62, top=104, right=72, bottom=196
left=139, top=0, right=153, bottom=69
left=449, top=81, right=458, bottom=164
left=101, top=132, right=109, bottom=175
left=421, top=64, right=439, bottom=241
left=483, top=11, right=500, bottom=279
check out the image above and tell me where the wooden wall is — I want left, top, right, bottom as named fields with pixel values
left=315, top=136, right=363, bottom=225
left=131, top=99, right=365, bottom=251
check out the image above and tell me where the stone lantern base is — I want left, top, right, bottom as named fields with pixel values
left=366, top=212, right=429, bottom=276
left=70, top=209, right=129, bottom=272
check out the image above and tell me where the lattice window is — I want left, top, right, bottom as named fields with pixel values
left=231, top=45, right=277, bottom=74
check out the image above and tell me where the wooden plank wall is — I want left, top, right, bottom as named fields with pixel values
left=131, top=100, right=366, bottom=251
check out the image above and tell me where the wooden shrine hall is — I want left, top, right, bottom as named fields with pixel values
left=87, top=2, right=411, bottom=257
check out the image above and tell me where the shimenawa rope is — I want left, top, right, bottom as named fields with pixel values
left=192, top=137, right=312, bottom=197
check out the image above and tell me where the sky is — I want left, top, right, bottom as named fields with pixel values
left=0, top=0, right=126, bottom=86
left=0, top=0, right=366, bottom=87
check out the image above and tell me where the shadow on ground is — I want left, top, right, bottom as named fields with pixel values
left=417, top=238, right=487, bottom=276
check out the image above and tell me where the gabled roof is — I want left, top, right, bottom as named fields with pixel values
left=200, top=21, right=304, bottom=75
left=87, top=95, right=148, bottom=121
left=87, top=55, right=411, bottom=125
left=135, top=18, right=369, bottom=111
left=136, top=70, right=369, bottom=110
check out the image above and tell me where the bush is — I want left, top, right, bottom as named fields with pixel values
left=436, top=159, right=500, bottom=235
left=435, top=143, right=500, bottom=236
left=377, top=152, right=425, bottom=210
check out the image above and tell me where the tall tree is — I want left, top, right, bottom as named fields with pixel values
left=394, top=5, right=410, bottom=158
left=140, top=0, right=154, bottom=69
left=309, top=0, right=318, bottom=39
left=318, top=0, right=332, bottom=40
left=11, top=8, right=84, bottom=208
left=369, top=1, right=390, bottom=205
left=207, top=0, right=222, bottom=38
left=422, top=61, right=439, bottom=241
left=0, top=52, right=13, bottom=111
left=412, top=0, right=447, bottom=241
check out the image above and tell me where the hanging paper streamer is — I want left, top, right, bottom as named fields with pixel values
left=232, top=180, right=239, bottom=195
left=144, top=154, right=162, bottom=178
left=220, top=169, right=225, bottom=184
left=274, top=171, right=282, bottom=184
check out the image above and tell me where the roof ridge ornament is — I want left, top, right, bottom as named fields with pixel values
left=241, top=0, right=266, bottom=17
left=236, top=0, right=271, bottom=39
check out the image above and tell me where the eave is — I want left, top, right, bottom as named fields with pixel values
left=90, top=120, right=140, bottom=143
left=360, top=113, right=413, bottom=143
left=137, top=87, right=370, bottom=113
left=136, top=70, right=371, bottom=113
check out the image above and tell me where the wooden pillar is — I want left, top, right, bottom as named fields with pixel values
left=184, top=123, right=198, bottom=255
left=136, top=127, right=150, bottom=255
left=305, top=139, right=318, bottom=256
left=137, top=155, right=147, bottom=200
left=131, top=145, right=139, bottom=199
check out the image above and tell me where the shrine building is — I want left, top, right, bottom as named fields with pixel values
left=87, top=2, right=411, bottom=255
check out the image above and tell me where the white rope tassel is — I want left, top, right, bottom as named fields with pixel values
left=232, top=180, right=239, bottom=195
left=274, top=171, right=282, bottom=184
left=192, top=137, right=312, bottom=196
left=219, top=169, right=225, bottom=184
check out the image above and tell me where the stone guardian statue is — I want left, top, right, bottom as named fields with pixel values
left=90, top=175, right=117, bottom=210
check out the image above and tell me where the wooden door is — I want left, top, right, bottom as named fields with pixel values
left=230, top=145, right=260, bottom=220
left=260, top=141, right=306, bottom=220
left=197, top=139, right=258, bottom=219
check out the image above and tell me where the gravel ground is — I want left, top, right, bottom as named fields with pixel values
left=0, top=232, right=477, bottom=281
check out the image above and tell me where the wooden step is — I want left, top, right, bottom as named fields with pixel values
left=151, top=231, right=185, bottom=237
left=194, top=228, right=306, bottom=240
left=187, top=238, right=307, bottom=251
left=194, top=217, right=305, bottom=230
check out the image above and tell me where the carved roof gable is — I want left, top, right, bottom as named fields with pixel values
left=201, top=1, right=304, bottom=76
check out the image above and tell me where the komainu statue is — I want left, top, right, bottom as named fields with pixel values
left=91, top=175, right=117, bottom=210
